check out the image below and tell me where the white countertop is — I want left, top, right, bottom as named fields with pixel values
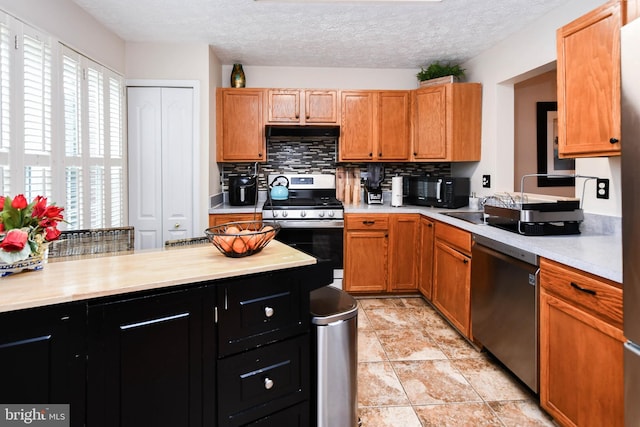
left=210, top=195, right=622, bottom=283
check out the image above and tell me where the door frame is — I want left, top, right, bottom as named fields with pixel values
left=125, top=79, right=201, bottom=245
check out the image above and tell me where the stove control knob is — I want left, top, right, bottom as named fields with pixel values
left=318, top=211, right=325, bottom=218
left=282, top=211, right=288, bottom=218
left=271, top=211, right=278, bottom=218
left=328, top=211, right=335, bottom=218
left=301, top=211, right=307, bottom=218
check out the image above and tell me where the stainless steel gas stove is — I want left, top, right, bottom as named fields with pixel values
left=262, top=174, right=344, bottom=288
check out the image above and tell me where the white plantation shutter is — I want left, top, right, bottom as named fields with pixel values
left=0, top=15, right=10, bottom=195
left=0, top=14, right=126, bottom=229
left=61, top=46, right=125, bottom=229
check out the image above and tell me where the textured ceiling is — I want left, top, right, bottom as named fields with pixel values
left=71, top=0, right=567, bottom=69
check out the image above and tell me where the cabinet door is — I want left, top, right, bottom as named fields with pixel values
left=87, top=288, right=209, bottom=427
left=412, top=86, right=447, bottom=160
left=344, top=230, right=388, bottom=293
left=418, top=216, right=435, bottom=300
left=378, top=91, right=411, bottom=160
left=540, top=288, right=624, bottom=426
left=209, top=213, right=262, bottom=227
left=0, top=303, right=86, bottom=427
left=388, top=214, right=419, bottom=291
left=557, top=1, right=622, bottom=157
left=340, top=91, right=375, bottom=161
left=217, top=89, right=265, bottom=161
left=305, top=90, right=338, bottom=124
left=432, top=240, right=471, bottom=337
left=267, top=89, right=301, bottom=124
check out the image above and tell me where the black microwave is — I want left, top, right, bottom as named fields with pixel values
left=405, top=176, right=470, bottom=208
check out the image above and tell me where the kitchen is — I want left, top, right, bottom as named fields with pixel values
left=0, top=0, right=636, bottom=426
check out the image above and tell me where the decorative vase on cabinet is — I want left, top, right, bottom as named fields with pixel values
left=230, top=63, right=246, bottom=88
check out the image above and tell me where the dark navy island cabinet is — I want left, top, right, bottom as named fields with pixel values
left=0, top=263, right=331, bottom=427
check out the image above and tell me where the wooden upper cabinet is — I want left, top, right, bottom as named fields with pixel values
left=378, top=91, right=411, bottom=160
left=216, top=88, right=265, bottom=162
left=266, top=89, right=339, bottom=125
left=557, top=0, right=627, bottom=158
left=340, top=91, right=376, bottom=161
left=412, top=83, right=482, bottom=162
left=340, top=90, right=411, bottom=162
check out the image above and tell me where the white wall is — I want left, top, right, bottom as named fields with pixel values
left=221, top=65, right=420, bottom=90
left=459, top=0, right=620, bottom=216
left=0, top=0, right=125, bottom=73
left=126, top=42, right=217, bottom=234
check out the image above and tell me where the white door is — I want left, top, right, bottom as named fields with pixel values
left=128, top=87, right=194, bottom=249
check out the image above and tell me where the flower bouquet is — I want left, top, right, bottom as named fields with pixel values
left=0, top=194, right=65, bottom=277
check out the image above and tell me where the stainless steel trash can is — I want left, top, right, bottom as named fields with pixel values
left=310, top=286, right=358, bottom=427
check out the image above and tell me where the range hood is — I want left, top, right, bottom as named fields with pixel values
left=266, top=125, right=340, bottom=142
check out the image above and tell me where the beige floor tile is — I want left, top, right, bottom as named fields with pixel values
left=357, top=305, right=372, bottom=330
left=376, top=328, right=447, bottom=361
left=452, top=357, right=532, bottom=401
left=357, top=361, right=410, bottom=407
left=358, top=406, right=423, bottom=427
left=363, top=307, right=427, bottom=331
left=358, top=329, right=387, bottom=362
left=488, top=400, right=556, bottom=427
left=426, top=323, right=484, bottom=359
left=414, top=402, right=504, bottom=426
left=398, top=296, right=430, bottom=308
left=392, top=360, right=482, bottom=405
left=358, top=297, right=406, bottom=309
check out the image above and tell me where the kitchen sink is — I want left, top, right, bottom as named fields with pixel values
left=441, top=211, right=487, bottom=225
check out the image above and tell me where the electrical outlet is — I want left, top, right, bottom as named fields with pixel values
left=596, top=178, right=609, bottom=199
left=482, top=175, right=491, bottom=188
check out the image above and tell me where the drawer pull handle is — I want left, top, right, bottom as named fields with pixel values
left=362, top=220, right=375, bottom=225
left=264, top=306, right=275, bottom=318
left=570, top=282, right=597, bottom=295
left=264, top=377, right=274, bottom=390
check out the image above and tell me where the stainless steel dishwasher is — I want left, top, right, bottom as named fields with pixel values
left=471, top=234, right=540, bottom=393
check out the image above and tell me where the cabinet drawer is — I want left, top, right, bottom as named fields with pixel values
left=246, top=401, right=308, bottom=426
left=435, top=221, right=471, bottom=255
left=345, top=214, right=389, bottom=230
left=217, top=272, right=306, bottom=357
left=217, top=335, right=309, bottom=426
left=540, top=258, right=622, bottom=328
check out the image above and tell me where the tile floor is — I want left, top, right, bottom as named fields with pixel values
left=356, top=296, right=556, bottom=427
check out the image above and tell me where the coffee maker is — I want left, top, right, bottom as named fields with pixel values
left=364, top=164, right=384, bottom=204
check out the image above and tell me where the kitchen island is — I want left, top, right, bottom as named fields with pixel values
left=0, top=241, right=332, bottom=427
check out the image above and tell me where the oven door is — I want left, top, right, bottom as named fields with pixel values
left=273, top=221, right=344, bottom=288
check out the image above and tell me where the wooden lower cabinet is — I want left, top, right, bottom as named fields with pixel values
left=388, top=214, right=420, bottom=292
left=209, top=213, right=262, bottom=227
left=539, top=258, right=624, bottom=427
left=344, top=214, right=389, bottom=293
left=431, top=221, right=471, bottom=337
left=417, top=216, right=435, bottom=299
left=344, top=213, right=420, bottom=293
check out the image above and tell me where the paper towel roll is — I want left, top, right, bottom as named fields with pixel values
left=391, top=176, right=403, bottom=207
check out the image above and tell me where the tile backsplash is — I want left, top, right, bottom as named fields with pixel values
left=220, top=139, right=451, bottom=192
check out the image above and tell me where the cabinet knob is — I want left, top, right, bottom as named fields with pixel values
left=264, top=306, right=275, bottom=318
left=174, top=223, right=180, bottom=228
left=413, top=152, right=417, bottom=156
left=378, top=152, right=382, bottom=157
left=258, top=153, right=263, bottom=157
left=264, top=377, right=274, bottom=390
left=369, top=152, right=373, bottom=157
left=610, top=137, right=619, bottom=144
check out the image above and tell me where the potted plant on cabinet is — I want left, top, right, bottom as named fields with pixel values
left=417, top=61, right=465, bottom=87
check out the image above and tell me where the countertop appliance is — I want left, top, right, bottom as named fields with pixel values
left=364, top=164, right=384, bottom=204
left=228, top=175, right=257, bottom=206
left=405, top=176, right=470, bottom=208
left=483, top=192, right=583, bottom=236
left=263, top=174, right=344, bottom=288
left=471, top=234, right=540, bottom=393
left=621, top=17, right=640, bottom=427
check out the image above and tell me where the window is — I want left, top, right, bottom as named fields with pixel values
left=0, top=10, right=125, bottom=230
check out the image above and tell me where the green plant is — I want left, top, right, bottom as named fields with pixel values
left=416, top=61, right=465, bottom=81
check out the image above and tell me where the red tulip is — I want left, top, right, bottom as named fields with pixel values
left=44, top=226, right=61, bottom=241
left=0, top=229, right=28, bottom=251
left=0, top=196, right=5, bottom=211
left=11, top=194, right=27, bottom=210
left=31, top=195, right=47, bottom=218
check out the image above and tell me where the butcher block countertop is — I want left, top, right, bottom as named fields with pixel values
left=0, top=240, right=316, bottom=314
